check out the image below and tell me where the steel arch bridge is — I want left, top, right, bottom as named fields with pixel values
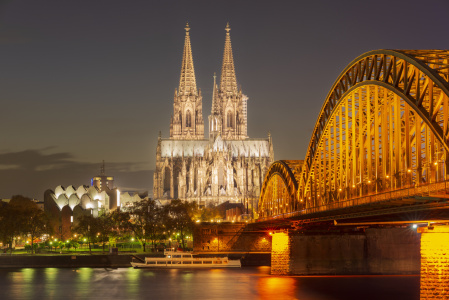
left=259, top=49, right=449, bottom=221
left=258, top=160, right=302, bottom=218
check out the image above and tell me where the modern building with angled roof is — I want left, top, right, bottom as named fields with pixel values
left=153, top=23, right=274, bottom=212
left=43, top=163, right=147, bottom=239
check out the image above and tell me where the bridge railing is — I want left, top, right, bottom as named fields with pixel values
left=258, top=180, right=449, bottom=222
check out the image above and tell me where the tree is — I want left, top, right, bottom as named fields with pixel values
left=73, top=215, right=98, bottom=254
left=122, top=199, right=163, bottom=252
left=0, top=203, right=23, bottom=254
left=96, top=210, right=116, bottom=253
left=21, top=202, right=51, bottom=254
left=164, top=200, right=194, bottom=250
left=0, top=195, right=51, bottom=254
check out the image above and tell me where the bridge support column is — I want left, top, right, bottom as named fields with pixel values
left=418, top=225, right=449, bottom=300
left=271, top=231, right=291, bottom=275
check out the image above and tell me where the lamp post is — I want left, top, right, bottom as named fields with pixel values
left=407, top=169, right=412, bottom=188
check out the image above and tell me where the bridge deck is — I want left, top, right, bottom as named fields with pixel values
left=257, top=181, right=449, bottom=226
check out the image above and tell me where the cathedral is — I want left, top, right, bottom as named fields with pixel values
left=153, top=23, right=274, bottom=213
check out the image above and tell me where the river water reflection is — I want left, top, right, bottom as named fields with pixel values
left=0, top=267, right=419, bottom=300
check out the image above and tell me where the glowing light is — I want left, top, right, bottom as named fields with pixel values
left=408, top=169, right=411, bottom=173
left=196, top=220, right=200, bottom=223
left=271, top=232, right=290, bottom=275
left=117, top=190, right=121, bottom=207
left=412, top=224, right=417, bottom=229
left=418, top=226, right=449, bottom=298
left=131, top=238, right=134, bottom=241
left=70, top=216, right=73, bottom=223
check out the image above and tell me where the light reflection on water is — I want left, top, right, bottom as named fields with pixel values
left=0, top=267, right=419, bottom=300
left=257, top=276, right=298, bottom=300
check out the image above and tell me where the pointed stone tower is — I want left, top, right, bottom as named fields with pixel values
left=209, top=23, right=247, bottom=140
left=154, top=24, right=273, bottom=208
left=208, top=73, right=222, bottom=139
left=170, top=23, right=204, bottom=140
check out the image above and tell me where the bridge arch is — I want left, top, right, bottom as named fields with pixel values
left=259, top=50, right=449, bottom=218
left=258, top=160, right=302, bottom=218
left=299, top=49, right=449, bottom=209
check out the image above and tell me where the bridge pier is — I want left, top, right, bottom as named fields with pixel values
left=418, top=225, right=449, bottom=300
left=271, top=227, right=420, bottom=275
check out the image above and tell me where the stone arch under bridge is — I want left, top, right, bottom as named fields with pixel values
left=259, top=49, right=449, bottom=217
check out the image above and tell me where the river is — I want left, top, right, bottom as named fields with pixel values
left=0, top=267, right=419, bottom=300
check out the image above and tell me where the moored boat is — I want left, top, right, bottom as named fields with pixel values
left=131, top=249, right=241, bottom=268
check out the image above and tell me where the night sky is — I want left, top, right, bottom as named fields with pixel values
left=1, top=0, right=448, bottom=199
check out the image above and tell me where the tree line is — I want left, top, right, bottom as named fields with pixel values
left=0, top=196, right=223, bottom=254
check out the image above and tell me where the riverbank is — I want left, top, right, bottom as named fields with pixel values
left=0, top=253, right=271, bottom=268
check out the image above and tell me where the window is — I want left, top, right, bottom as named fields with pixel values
left=186, top=110, right=192, bottom=127
left=227, top=111, right=233, bottom=128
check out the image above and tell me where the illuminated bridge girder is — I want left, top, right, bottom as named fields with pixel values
left=300, top=50, right=449, bottom=209
left=259, top=50, right=449, bottom=219
left=258, top=160, right=302, bottom=219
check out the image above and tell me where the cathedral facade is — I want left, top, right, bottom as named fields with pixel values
left=153, top=24, right=274, bottom=212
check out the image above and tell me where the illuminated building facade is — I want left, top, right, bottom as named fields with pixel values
left=153, top=24, right=274, bottom=210
left=43, top=164, right=146, bottom=239
left=91, top=161, right=114, bottom=192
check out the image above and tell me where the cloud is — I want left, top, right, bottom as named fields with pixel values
left=0, top=149, right=74, bottom=171
left=0, top=149, right=153, bottom=199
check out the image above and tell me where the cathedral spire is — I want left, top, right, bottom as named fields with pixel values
left=219, top=23, right=238, bottom=94
left=178, top=22, right=197, bottom=95
left=170, top=23, right=204, bottom=140
left=211, top=73, right=219, bottom=115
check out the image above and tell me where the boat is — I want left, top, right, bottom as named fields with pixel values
left=131, top=249, right=241, bottom=268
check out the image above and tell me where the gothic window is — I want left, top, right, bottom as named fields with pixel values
left=227, top=111, right=233, bottom=128
left=186, top=111, right=192, bottom=127
left=164, top=167, right=171, bottom=193
left=179, top=112, right=182, bottom=129
left=218, top=164, right=225, bottom=187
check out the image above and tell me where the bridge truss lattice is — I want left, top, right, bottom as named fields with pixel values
left=259, top=49, right=449, bottom=220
